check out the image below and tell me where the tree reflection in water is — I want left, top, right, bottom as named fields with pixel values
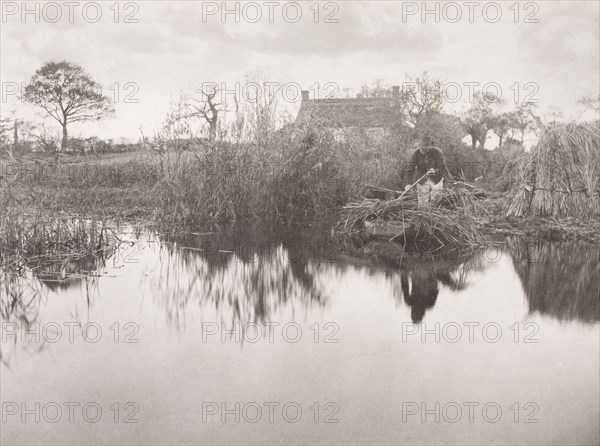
left=349, top=238, right=599, bottom=324
left=143, top=223, right=330, bottom=328
left=3, top=220, right=598, bottom=365
left=507, top=238, right=599, bottom=323
left=145, top=224, right=494, bottom=329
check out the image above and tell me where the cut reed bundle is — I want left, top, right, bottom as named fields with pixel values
left=337, top=187, right=481, bottom=249
left=402, top=207, right=481, bottom=248
left=338, top=187, right=475, bottom=231
left=507, top=122, right=600, bottom=218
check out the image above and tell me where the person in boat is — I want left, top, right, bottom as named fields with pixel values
left=405, top=136, right=451, bottom=205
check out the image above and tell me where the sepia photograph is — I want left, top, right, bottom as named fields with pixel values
left=1, top=1, right=599, bottom=445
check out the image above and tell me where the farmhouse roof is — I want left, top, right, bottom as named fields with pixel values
left=295, top=86, right=401, bottom=128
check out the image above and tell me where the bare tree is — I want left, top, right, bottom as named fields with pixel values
left=228, top=71, right=282, bottom=148
left=246, top=81, right=278, bottom=148
left=0, top=113, right=13, bottom=157
left=228, top=93, right=246, bottom=143
left=33, top=122, right=60, bottom=155
left=401, top=72, right=444, bottom=126
left=357, top=79, right=391, bottom=98
left=0, top=112, right=28, bottom=158
left=183, top=86, right=225, bottom=142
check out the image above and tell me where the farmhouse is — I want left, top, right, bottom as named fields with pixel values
left=295, top=86, right=402, bottom=142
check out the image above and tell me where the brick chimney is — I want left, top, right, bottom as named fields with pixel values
left=301, top=90, right=310, bottom=101
left=392, top=85, right=400, bottom=102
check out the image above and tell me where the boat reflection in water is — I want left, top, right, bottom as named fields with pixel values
left=3, top=226, right=598, bottom=344
left=400, top=267, right=466, bottom=323
left=1, top=224, right=598, bottom=445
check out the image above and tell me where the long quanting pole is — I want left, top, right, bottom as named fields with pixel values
left=391, top=173, right=430, bottom=202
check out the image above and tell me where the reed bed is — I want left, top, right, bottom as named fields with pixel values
left=0, top=211, right=112, bottom=273
left=508, top=122, right=600, bottom=218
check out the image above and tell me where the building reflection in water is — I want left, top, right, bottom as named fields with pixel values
left=2, top=225, right=599, bottom=364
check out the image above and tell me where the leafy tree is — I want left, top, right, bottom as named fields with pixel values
left=461, top=91, right=501, bottom=149
left=577, top=94, right=600, bottom=114
left=492, top=112, right=512, bottom=149
left=24, top=61, right=113, bottom=152
left=506, top=102, right=538, bottom=144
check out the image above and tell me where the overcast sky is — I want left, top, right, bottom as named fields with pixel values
left=1, top=1, right=599, bottom=141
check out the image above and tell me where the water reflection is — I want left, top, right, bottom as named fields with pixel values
left=2, top=224, right=599, bottom=365
left=2, top=225, right=598, bottom=445
left=0, top=224, right=125, bottom=365
left=338, top=239, right=488, bottom=322
left=400, top=267, right=471, bottom=323
left=145, top=224, right=329, bottom=328
left=507, top=238, right=599, bottom=323
left=144, top=223, right=499, bottom=329
left=0, top=271, right=98, bottom=366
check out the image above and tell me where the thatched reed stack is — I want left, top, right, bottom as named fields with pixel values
left=507, top=123, right=600, bottom=218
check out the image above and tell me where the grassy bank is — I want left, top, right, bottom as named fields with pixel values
left=2, top=127, right=599, bottom=245
left=478, top=190, right=600, bottom=243
left=2, top=127, right=396, bottom=223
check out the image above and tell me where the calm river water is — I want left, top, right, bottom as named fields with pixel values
left=1, top=222, right=599, bottom=445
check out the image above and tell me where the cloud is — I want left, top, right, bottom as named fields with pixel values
left=1, top=1, right=598, bottom=139
left=517, top=2, right=599, bottom=66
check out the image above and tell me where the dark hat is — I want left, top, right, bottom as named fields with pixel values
left=418, top=135, right=434, bottom=146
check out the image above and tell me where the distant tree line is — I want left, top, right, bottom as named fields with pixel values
left=2, top=61, right=598, bottom=160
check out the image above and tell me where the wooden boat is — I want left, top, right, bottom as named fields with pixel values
left=363, top=220, right=410, bottom=241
